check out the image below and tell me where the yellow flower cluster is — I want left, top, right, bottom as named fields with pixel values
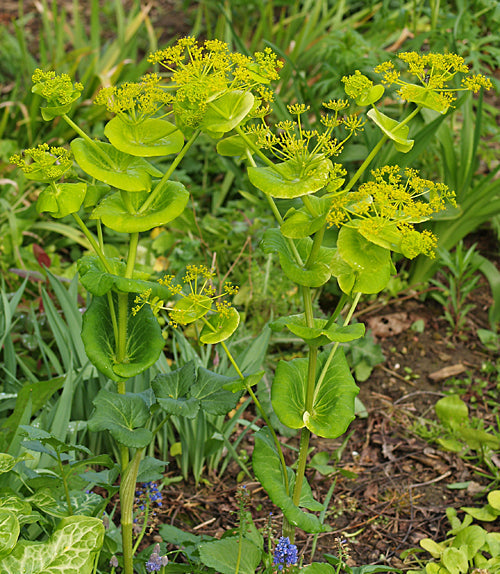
left=94, top=73, right=173, bottom=121
left=32, top=69, right=83, bottom=105
left=327, top=165, right=457, bottom=257
left=10, top=143, right=73, bottom=181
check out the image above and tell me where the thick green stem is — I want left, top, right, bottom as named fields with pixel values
left=57, top=452, right=74, bottom=516
left=139, top=129, right=201, bottom=214
left=120, top=449, right=143, bottom=574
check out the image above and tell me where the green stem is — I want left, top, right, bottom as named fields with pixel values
left=344, top=134, right=387, bottom=193
left=62, top=114, right=110, bottom=162
left=120, top=448, right=143, bottom=574
left=71, top=213, right=113, bottom=273
left=236, top=125, right=278, bottom=171
left=57, top=452, right=74, bottom=516
left=138, top=129, right=201, bottom=214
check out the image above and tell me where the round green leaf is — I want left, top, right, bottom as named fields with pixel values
left=171, top=295, right=213, bottom=325
left=199, top=538, right=261, bottom=574
left=352, top=218, right=403, bottom=252
left=271, top=349, right=359, bottom=438
left=435, top=395, right=469, bottom=431
left=217, top=133, right=258, bottom=157
left=367, top=108, right=414, bottom=152
left=281, top=209, right=327, bottom=239
left=199, top=307, right=240, bottom=344
left=356, top=84, right=384, bottom=106
left=402, top=83, right=450, bottom=113
left=36, top=182, right=87, bottom=218
left=488, top=491, right=500, bottom=512
left=442, top=547, right=469, bottom=574
left=81, top=293, right=164, bottom=381
left=248, top=158, right=332, bottom=199
left=453, top=525, right=487, bottom=561
left=71, top=138, right=161, bottom=191
left=104, top=117, right=184, bottom=157
left=90, top=180, right=189, bottom=233
left=202, top=90, right=255, bottom=135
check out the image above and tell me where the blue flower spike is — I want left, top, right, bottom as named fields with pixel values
left=273, top=536, right=298, bottom=571
left=145, top=543, right=168, bottom=572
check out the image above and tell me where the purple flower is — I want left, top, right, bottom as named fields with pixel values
left=273, top=536, right=298, bottom=571
left=146, top=543, right=168, bottom=572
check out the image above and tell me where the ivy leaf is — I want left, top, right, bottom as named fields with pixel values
left=88, top=389, right=153, bottom=448
left=71, top=138, right=162, bottom=192
left=36, top=182, right=87, bottom=218
left=271, top=350, right=359, bottom=438
left=104, top=117, right=184, bottom=156
left=190, top=368, right=240, bottom=415
left=248, top=158, right=332, bottom=199
left=202, top=90, right=255, bottom=136
left=367, top=108, right=414, bottom=152
left=199, top=307, right=240, bottom=344
left=90, top=180, right=189, bottom=233
left=0, top=515, right=104, bottom=574
left=81, top=293, right=164, bottom=382
left=252, top=428, right=326, bottom=533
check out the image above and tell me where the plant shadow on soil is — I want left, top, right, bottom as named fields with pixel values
left=147, top=278, right=499, bottom=570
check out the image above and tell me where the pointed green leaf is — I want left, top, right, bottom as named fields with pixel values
left=252, top=428, right=326, bottom=533
left=90, top=180, right=189, bottom=233
left=248, top=158, right=332, bottom=199
left=81, top=293, right=164, bottom=382
left=199, top=537, right=261, bottom=574
left=88, top=388, right=153, bottom=448
left=36, top=182, right=87, bottom=218
left=272, top=350, right=358, bottom=438
left=0, top=515, right=104, bottom=574
left=152, top=363, right=199, bottom=419
left=199, top=306, right=240, bottom=344
left=0, top=510, right=19, bottom=559
left=71, top=138, right=160, bottom=191
left=367, top=108, right=414, bottom=152
left=202, top=90, right=255, bottom=135
left=457, top=427, right=500, bottom=451
left=105, top=117, right=184, bottom=157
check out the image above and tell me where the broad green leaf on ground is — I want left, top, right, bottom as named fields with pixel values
left=199, top=537, right=262, bottom=574
left=36, top=183, right=87, bottom=218
left=71, top=138, right=162, bottom=191
left=301, top=564, right=336, bottom=574
left=88, top=388, right=152, bottom=448
left=0, top=510, right=19, bottom=560
left=81, top=293, right=164, bottom=381
left=271, top=349, right=358, bottom=438
left=0, top=515, right=104, bottom=574
left=202, top=90, right=255, bottom=136
left=248, top=157, right=332, bottom=199
left=435, top=395, right=469, bottom=431
left=367, top=108, right=414, bottom=152
left=199, top=307, right=240, bottom=344
left=252, top=428, right=326, bottom=533
left=91, top=180, right=189, bottom=233
left=105, top=117, right=184, bottom=156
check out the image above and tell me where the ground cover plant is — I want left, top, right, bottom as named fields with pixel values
left=1, top=2, right=500, bottom=574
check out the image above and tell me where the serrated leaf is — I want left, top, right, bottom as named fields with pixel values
left=199, top=537, right=261, bottom=574
left=367, top=108, right=414, bottom=152
left=81, top=293, right=164, bottom=381
left=105, top=117, right=184, bottom=156
left=272, top=349, right=358, bottom=438
left=91, top=179, right=189, bottom=233
left=248, top=157, right=332, bottom=199
left=199, top=307, right=240, bottom=344
left=0, top=515, right=104, bottom=574
left=88, top=388, right=153, bottom=448
left=71, top=138, right=160, bottom=191
left=36, top=182, right=87, bottom=218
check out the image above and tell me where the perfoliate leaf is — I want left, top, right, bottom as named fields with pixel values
left=81, top=293, right=164, bottom=382
left=355, top=84, right=385, bottom=106
left=248, top=158, right=332, bottom=199
left=402, top=83, right=450, bottom=113
left=281, top=197, right=330, bottom=238
left=367, top=108, right=414, bottom=152
left=216, top=133, right=258, bottom=157
left=105, top=117, right=184, bottom=156
left=88, top=388, right=153, bottom=448
left=202, top=90, right=255, bottom=135
left=90, top=180, right=189, bottom=233
left=252, top=428, right=327, bottom=533
left=171, top=295, right=212, bottom=324
left=0, top=515, right=104, bottom=574
left=199, top=307, right=240, bottom=344
left=271, top=349, right=359, bottom=438
left=71, top=138, right=161, bottom=191
left=36, top=182, right=87, bottom=218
